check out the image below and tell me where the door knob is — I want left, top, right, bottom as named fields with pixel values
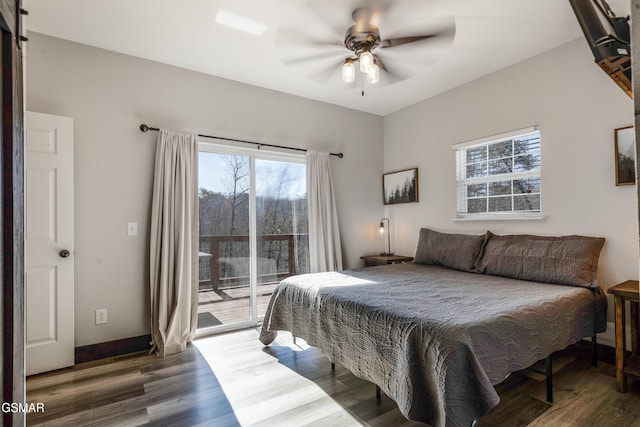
left=59, top=249, right=70, bottom=258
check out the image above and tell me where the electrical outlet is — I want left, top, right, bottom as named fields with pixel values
left=95, top=309, right=107, bottom=324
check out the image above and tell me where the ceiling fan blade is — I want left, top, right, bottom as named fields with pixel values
left=380, top=35, right=435, bottom=48
left=276, top=27, right=344, bottom=49
left=283, top=50, right=347, bottom=66
left=373, top=53, right=389, bottom=72
left=373, top=53, right=412, bottom=83
left=308, top=59, right=346, bottom=83
left=379, top=15, right=456, bottom=50
left=303, top=3, right=350, bottom=40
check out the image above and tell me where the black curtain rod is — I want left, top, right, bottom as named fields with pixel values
left=139, top=124, right=344, bottom=158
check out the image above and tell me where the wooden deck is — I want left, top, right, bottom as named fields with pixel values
left=197, top=283, right=277, bottom=328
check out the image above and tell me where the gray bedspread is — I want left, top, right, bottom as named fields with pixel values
left=259, top=263, right=607, bottom=427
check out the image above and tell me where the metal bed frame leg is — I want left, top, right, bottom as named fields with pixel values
left=328, top=361, right=378, bottom=400
left=541, top=334, right=597, bottom=405
left=545, top=354, right=553, bottom=403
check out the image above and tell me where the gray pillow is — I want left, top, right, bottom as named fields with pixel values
left=474, top=231, right=605, bottom=287
left=414, top=228, right=487, bottom=272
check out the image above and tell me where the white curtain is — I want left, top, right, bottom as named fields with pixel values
left=307, top=151, right=343, bottom=272
left=149, top=129, right=199, bottom=357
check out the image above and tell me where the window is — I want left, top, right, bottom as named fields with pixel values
left=453, top=126, right=541, bottom=219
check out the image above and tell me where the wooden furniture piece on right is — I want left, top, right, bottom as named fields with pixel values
left=608, top=280, right=640, bottom=392
left=360, top=254, right=413, bottom=267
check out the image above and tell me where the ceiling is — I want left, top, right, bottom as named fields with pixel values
left=24, top=0, right=630, bottom=116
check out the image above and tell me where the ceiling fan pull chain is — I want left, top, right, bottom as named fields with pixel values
left=361, top=77, right=364, bottom=97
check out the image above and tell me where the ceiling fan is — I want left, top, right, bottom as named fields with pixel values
left=279, top=5, right=456, bottom=88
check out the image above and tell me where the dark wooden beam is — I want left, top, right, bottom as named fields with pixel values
left=0, top=1, right=25, bottom=426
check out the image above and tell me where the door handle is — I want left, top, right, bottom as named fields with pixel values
left=59, top=249, right=70, bottom=258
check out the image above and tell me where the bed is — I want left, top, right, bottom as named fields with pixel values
left=259, top=229, right=608, bottom=427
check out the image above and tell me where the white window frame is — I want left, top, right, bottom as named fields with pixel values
left=452, top=126, right=544, bottom=221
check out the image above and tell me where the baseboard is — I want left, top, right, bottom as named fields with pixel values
left=75, top=334, right=151, bottom=364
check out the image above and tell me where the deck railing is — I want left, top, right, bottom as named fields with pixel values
left=198, top=234, right=309, bottom=291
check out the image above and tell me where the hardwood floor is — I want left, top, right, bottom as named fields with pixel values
left=26, top=329, right=640, bottom=426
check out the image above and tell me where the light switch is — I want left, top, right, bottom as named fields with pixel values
left=127, top=222, right=138, bottom=236
left=96, top=309, right=107, bottom=324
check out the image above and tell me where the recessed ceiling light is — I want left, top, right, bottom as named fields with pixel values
left=215, top=10, right=267, bottom=36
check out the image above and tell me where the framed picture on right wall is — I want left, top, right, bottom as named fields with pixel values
left=383, top=168, right=419, bottom=205
left=615, top=125, right=635, bottom=186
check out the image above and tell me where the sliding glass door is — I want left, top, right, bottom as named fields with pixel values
left=198, top=151, right=251, bottom=328
left=255, top=159, right=308, bottom=318
left=197, top=144, right=308, bottom=333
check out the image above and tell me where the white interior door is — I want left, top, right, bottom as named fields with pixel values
left=25, top=111, right=75, bottom=376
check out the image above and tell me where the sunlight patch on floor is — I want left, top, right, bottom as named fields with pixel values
left=194, top=329, right=363, bottom=426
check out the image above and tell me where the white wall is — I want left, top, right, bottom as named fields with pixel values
left=26, top=32, right=384, bottom=346
left=383, top=38, right=637, bottom=343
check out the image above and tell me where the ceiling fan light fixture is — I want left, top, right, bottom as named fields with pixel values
left=359, top=50, right=373, bottom=73
left=331, top=7, right=455, bottom=89
left=342, top=59, right=355, bottom=83
left=366, top=63, right=379, bottom=84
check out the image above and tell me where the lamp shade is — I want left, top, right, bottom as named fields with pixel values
left=359, top=51, right=373, bottom=73
left=366, top=63, right=379, bottom=84
left=342, top=60, right=355, bottom=83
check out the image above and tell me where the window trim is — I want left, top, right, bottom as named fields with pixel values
left=452, top=126, right=539, bottom=150
left=453, top=126, right=543, bottom=220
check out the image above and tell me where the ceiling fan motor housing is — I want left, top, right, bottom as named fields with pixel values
left=344, top=8, right=381, bottom=55
left=344, top=24, right=381, bottom=54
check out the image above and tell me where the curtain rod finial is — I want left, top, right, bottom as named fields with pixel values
left=140, top=124, right=150, bottom=132
left=337, top=153, right=344, bottom=158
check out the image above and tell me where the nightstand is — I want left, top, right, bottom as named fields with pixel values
left=360, top=254, right=414, bottom=267
left=608, top=280, right=640, bottom=392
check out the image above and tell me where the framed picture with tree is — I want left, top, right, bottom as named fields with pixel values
left=615, top=126, right=635, bottom=186
left=383, top=168, right=419, bottom=205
